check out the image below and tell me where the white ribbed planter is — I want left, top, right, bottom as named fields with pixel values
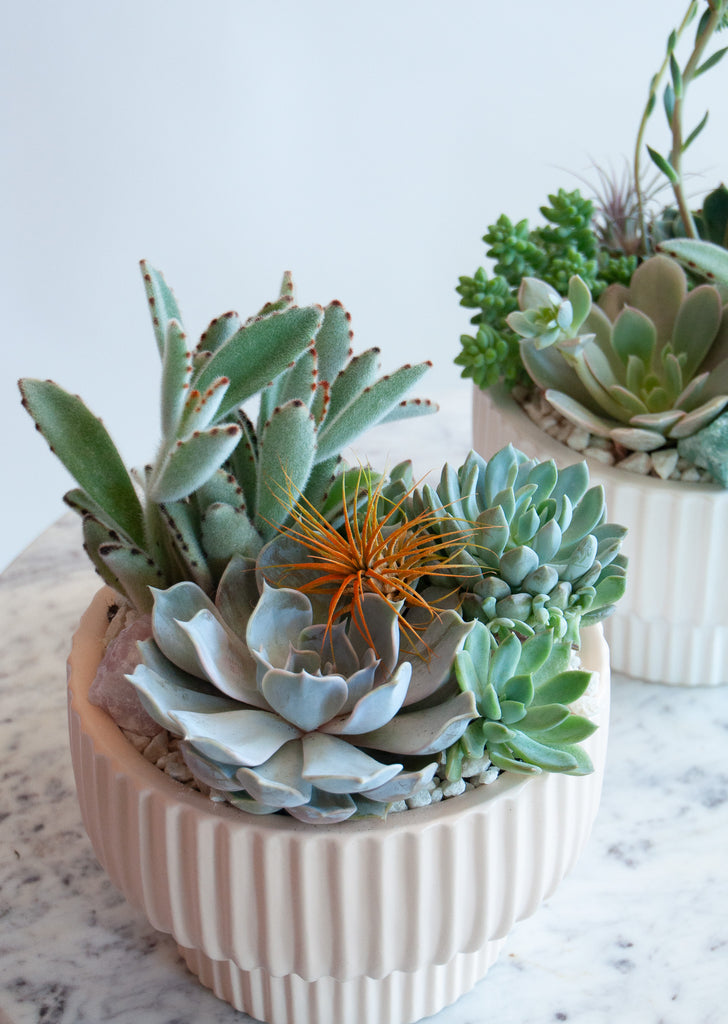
left=473, top=384, right=728, bottom=687
left=67, top=588, right=611, bottom=1024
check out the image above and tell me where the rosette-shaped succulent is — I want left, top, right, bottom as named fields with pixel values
left=448, top=622, right=596, bottom=777
left=416, top=446, right=627, bottom=644
left=127, top=559, right=477, bottom=824
left=508, top=255, right=728, bottom=453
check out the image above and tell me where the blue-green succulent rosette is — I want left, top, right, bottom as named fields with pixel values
left=127, top=557, right=477, bottom=824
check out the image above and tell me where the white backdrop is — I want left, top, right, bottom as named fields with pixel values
left=3, top=0, right=725, bottom=570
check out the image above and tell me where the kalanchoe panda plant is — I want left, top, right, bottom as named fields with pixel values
left=20, top=261, right=626, bottom=823
left=457, top=0, right=728, bottom=488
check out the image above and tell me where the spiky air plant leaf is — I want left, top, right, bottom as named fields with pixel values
left=19, top=264, right=436, bottom=611
left=416, top=446, right=627, bottom=644
left=508, top=256, right=728, bottom=463
left=256, top=467, right=477, bottom=654
left=126, top=562, right=477, bottom=823
left=449, top=621, right=596, bottom=778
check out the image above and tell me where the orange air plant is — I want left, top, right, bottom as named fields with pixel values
left=266, top=469, right=477, bottom=656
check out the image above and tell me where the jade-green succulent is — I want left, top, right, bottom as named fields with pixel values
left=126, top=558, right=477, bottom=824
left=448, top=623, right=596, bottom=778
left=18, top=262, right=436, bottom=612
left=508, top=255, right=728, bottom=455
left=414, top=446, right=627, bottom=645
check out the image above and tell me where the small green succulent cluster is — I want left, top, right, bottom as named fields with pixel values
left=448, top=624, right=596, bottom=780
left=507, top=255, right=728, bottom=478
left=414, top=446, right=627, bottom=645
left=456, top=189, right=637, bottom=390
left=19, top=263, right=435, bottom=612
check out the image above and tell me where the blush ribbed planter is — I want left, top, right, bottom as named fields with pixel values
left=473, top=384, right=728, bottom=687
left=67, top=587, right=610, bottom=1024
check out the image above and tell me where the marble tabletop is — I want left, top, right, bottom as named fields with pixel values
left=1, top=386, right=727, bottom=1024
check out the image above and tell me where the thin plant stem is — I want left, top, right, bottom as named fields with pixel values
left=634, top=1, right=698, bottom=251
left=669, top=1, right=726, bottom=236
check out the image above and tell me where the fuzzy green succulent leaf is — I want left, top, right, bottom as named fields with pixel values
left=140, top=261, right=183, bottom=357
left=158, top=499, right=213, bottom=592
left=379, top=398, right=439, bottom=423
left=316, top=361, right=433, bottom=462
left=201, top=503, right=263, bottom=572
left=199, top=312, right=242, bottom=355
left=19, top=378, right=145, bottom=547
left=150, top=424, right=242, bottom=503
left=80, top=514, right=126, bottom=592
left=160, top=320, right=193, bottom=440
left=179, top=377, right=233, bottom=439
left=229, top=410, right=258, bottom=516
left=315, top=301, right=353, bottom=386
left=277, top=348, right=318, bottom=409
left=98, top=544, right=165, bottom=613
left=194, top=306, right=324, bottom=418
left=256, top=271, right=296, bottom=318
left=255, top=400, right=317, bottom=537
left=302, top=456, right=342, bottom=509
left=194, top=469, right=245, bottom=512
left=322, top=347, right=381, bottom=424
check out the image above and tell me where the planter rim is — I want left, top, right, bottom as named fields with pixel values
left=69, top=586, right=606, bottom=839
left=482, top=383, right=728, bottom=500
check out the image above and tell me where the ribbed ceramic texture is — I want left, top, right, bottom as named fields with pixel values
left=68, top=589, right=610, bottom=1024
left=473, top=386, right=728, bottom=687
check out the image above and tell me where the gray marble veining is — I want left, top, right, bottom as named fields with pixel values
left=1, top=385, right=726, bottom=1024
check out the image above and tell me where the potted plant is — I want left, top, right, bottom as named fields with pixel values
left=457, top=0, right=728, bottom=686
left=20, top=260, right=623, bottom=1024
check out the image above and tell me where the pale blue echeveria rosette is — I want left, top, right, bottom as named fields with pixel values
left=127, top=558, right=477, bottom=824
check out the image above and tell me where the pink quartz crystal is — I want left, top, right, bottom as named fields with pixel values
left=88, top=614, right=161, bottom=736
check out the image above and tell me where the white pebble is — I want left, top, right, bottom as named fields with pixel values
left=524, top=402, right=543, bottom=424
left=440, top=778, right=467, bottom=799
left=618, top=451, right=651, bottom=475
left=681, top=467, right=702, bottom=482
left=583, top=446, right=615, bottom=465
left=476, top=766, right=501, bottom=786
left=461, top=755, right=492, bottom=778
left=143, top=731, right=169, bottom=764
left=163, top=753, right=193, bottom=783
left=430, top=787, right=443, bottom=803
left=566, top=427, right=591, bottom=451
left=651, top=448, right=679, bottom=480
left=123, top=731, right=149, bottom=752
left=388, top=800, right=408, bottom=814
left=405, top=789, right=433, bottom=810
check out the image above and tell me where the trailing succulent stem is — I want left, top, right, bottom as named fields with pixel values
left=635, top=0, right=728, bottom=248
left=19, top=263, right=436, bottom=612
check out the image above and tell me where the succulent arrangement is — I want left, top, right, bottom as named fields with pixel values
left=457, top=0, right=728, bottom=487
left=19, top=260, right=625, bottom=824
left=507, top=255, right=728, bottom=481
